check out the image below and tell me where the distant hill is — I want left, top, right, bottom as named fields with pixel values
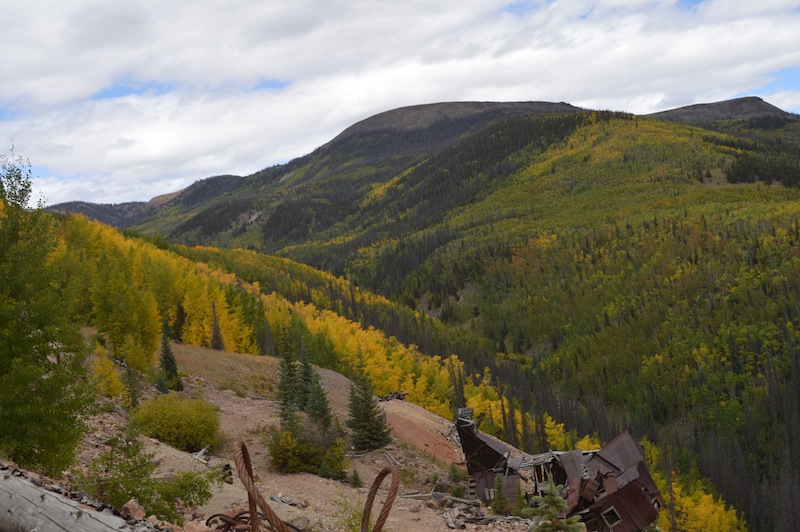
left=47, top=96, right=796, bottom=231
left=330, top=100, right=583, bottom=142
left=646, top=95, right=796, bottom=122
left=47, top=200, right=147, bottom=228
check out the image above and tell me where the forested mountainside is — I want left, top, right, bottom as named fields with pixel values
left=41, top=97, right=800, bottom=530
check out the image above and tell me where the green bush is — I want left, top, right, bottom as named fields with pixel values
left=351, top=469, right=363, bottom=488
left=76, top=426, right=221, bottom=524
left=333, top=492, right=373, bottom=532
left=132, top=394, right=219, bottom=452
left=265, top=424, right=347, bottom=479
left=265, top=429, right=306, bottom=473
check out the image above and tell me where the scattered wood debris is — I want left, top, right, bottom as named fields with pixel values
left=401, top=490, right=534, bottom=530
left=379, top=391, right=407, bottom=401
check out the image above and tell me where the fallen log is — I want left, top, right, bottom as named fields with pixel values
left=0, top=474, right=128, bottom=532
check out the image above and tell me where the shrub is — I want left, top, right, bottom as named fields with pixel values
left=76, top=426, right=220, bottom=525
left=351, top=469, right=363, bottom=488
left=448, top=463, right=467, bottom=482
left=265, top=429, right=306, bottom=473
left=333, top=492, right=373, bottom=532
left=132, top=394, right=219, bottom=452
left=265, top=424, right=347, bottom=479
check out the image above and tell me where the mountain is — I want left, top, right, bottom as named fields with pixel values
left=329, top=100, right=583, bottom=141
left=48, top=200, right=148, bottom=228
left=646, top=95, right=795, bottom=122
left=43, top=96, right=800, bottom=530
left=48, top=96, right=796, bottom=240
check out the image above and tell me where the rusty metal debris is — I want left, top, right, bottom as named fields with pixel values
left=206, top=440, right=400, bottom=532
left=455, top=409, right=664, bottom=532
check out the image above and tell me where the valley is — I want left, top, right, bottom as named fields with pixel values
left=10, top=96, right=800, bottom=530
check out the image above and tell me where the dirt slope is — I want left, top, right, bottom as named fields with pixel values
left=76, top=344, right=530, bottom=530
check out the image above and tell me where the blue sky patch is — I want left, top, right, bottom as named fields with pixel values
left=502, top=0, right=545, bottom=16
left=252, top=79, right=289, bottom=91
left=760, top=67, right=800, bottom=93
left=92, top=81, right=175, bottom=100
left=0, top=105, right=16, bottom=121
left=748, top=67, right=800, bottom=112
left=677, top=0, right=704, bottom=10
left=30, top=165, right=53, bottom=179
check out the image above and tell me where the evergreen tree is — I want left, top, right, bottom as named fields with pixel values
left=448, top=358, right=466, bottom=418
left=305, top=368, right=333, bottom=431
left=0, top=148, right=92, bottom=473
left=172, top=303, right=186, bottom=341
left=277, top=350, right=299, bottom=431
left=297, top=351, right=315, bottom=411
left=122, top=365, right=142, bottom=409
left=491, top=472, right=510, bottom=515
left=159, top=316, right=182, bottom=391
left=347, top=361, right=391, bottom=451
left=530, top=475, right=583, bottom=532
left=210, top=301, right=224, bottom=350
left=155, top=374, right=169, bottom=394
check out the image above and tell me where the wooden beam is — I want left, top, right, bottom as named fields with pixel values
left=0, top=474, right=129, bottom=532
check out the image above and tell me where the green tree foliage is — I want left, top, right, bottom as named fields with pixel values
left=91, top=246, right=160, bottom=370
left=530, top=476, right=583, bottom=532
left=277, top=349, right=300, bottom=431
left=210, top=301, right=224, bottom=350
left=491, top=473, right=510, bottom=515
left=347, top=361, right=391, bottom=451
left=132, top=395, right=219, bottom=452
left=350, top=468, right=363, bottom=488
left=268, top=348, right=344, bottom=477
left=159, top=317, right=183, bottom=391
left=305, top=368, right=333, bottom=431
left=77, top=425, right=220, bottom=524
left=0, top=149, right=92, bottom=473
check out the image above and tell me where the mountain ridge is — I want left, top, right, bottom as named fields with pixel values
left=47, top=95, right=794, bottom=219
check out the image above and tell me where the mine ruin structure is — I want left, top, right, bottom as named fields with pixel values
left=455, top=409, right=664, bottom=532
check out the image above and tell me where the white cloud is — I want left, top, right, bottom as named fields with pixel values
left=0, top=0, right=799, bottom=204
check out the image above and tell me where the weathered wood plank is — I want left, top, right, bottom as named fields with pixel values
left=0, top=474, right=127, bottom=532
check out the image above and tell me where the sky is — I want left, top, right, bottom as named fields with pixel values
left=1, top=0, right=799, bottom=206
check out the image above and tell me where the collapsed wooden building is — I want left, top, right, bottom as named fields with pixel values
left=454, top=409, right=665, bottom=532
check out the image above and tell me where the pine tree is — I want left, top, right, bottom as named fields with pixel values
left=155, top=374, right=169, bottom=394
left=172, top=304, right=186, bottom=341
left=159, top=316, right=182, bottom=391
left=448, top=358, right=466, bottom=419
left=122, top=366, right=142, bottom=409
left=530, top=475, right=583, bottom=532
left=210, top=301, right=224, bottom=350
left=491, top=472, right=510, bottom=515
left=297, top=351, right=315, bottom=411
left=277, top=350, right=299, bottom=431
left=347, top=362, right=391, bottom=451
left=305, top=369, right=333, bottom=431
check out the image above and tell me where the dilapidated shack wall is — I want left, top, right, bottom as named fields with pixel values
left=455, top=411, right=664, bottom=532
